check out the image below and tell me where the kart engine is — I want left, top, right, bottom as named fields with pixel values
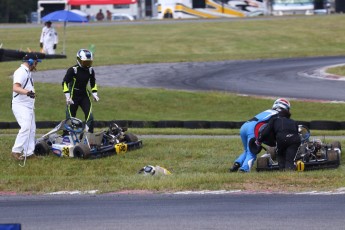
left=104, top=122, right=127, bottom=144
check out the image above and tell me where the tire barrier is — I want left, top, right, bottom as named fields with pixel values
left=0, top=120, right=345, bottom=130
left=0, top=48, right=4, bottom=62
left=183, top=121, right=210, bottom=129
left=210, top=121, right=244, bottom=129
left=309, top=120, right=341, bottom=130
left=340, top=122, right=345, bottom=130
left=157, top=120, right=184, bottom=128
left=45, top=54, right=67, bottom=59
left=0, top=48, right=66, bottom=62
left=296, top=121, right=310, bottom=128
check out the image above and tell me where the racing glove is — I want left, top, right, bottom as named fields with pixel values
left=40, top=43, right=43, bottom=48
left=53, top=44, right=57, bottom=49
left=255, top=139, right=262, bottom=146
left=27, top=90, right=35, bottom=99
left=92, top=92, right=99, bottom=102
left=65, top=93, right=74, bottom=105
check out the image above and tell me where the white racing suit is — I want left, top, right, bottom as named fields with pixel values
left=40, top=26, right=58, bottom=54
left=12, top=64, right=36, bottom=157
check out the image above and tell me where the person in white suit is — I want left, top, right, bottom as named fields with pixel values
left=11, top=53, right=42, bottom=161
left=40, top=21, right=58, bottom=54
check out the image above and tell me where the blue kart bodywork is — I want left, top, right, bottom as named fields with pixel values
left=34, top=117, right=143, bottom=159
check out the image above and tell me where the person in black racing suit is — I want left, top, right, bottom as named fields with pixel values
left=257, top=100, right=301, bottom=171
left=62, top=49, right=99, bottom=133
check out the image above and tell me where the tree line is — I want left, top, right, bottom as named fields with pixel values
left=0, top=0, right=37, bottom=23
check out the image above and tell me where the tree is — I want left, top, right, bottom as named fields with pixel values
left=0, top=0, right=37, bottom=23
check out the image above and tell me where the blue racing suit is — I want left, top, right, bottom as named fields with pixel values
left=234, top=109, right=278, bottom=172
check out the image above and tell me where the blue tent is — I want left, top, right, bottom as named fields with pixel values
left=42, top=10, right=88, bottom=54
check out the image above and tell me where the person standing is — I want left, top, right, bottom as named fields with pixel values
left=11, top=53, right=42, bottom=160
left=228, top=98, right=291, bottom=172
left=106, top=10, right=112, bottom=21
left=62, top=49, right=99, bottom=133
left=96, top=9, right=105, bottom=21
left=40, top=21, right=58, bottom=54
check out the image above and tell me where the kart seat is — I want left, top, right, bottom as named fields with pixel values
left=84, top=132, right=104, bottom=146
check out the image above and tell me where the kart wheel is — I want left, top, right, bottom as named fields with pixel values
left=331, top=141, right=341, bottom=151
left=124, top=133, right=138, bottom=142
left=267, top=146, right=276, bottom=161
left=327, top=150, right=340, bottom=162
left=34, top=142, right=50, bottom=156
left=257, top=157, right=269, bottom=171
left=73, top=144, right=91, bottom=159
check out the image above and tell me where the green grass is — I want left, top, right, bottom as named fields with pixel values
left=1, top=136, right=344, bottom=194
left=3, top=86, right=345, bottom=123
left=328, top=65, right=345, bottom=76
left=1, top=15, right=345, bottom=194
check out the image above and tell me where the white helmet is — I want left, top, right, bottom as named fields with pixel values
left=76, top=49, right=93, bottom=68
left=272, top=98, right=290, bottom=111
left=138, top=165, right=156, bottom=176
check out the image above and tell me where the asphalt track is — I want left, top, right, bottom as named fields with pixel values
left=1, top=193, right=345, bottom=230
left=35, top=55, right=345, bottom=101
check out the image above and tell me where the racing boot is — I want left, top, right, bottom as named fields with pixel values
left=229, top=162, right=240, bottom=172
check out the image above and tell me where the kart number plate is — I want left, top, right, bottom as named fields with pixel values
left=296, top=160, right=305, bottom=171
left=62, top=147, right=70, bottom=157
left=115, top=143, right=128, bottom=154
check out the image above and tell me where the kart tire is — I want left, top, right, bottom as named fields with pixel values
left=327, top=150, right=340, bottom=162
left=267, top=146, right=276, bottom=161
left=73, top=144, right=91, bottom=159
left=256, top=157, right=269, bottom=171
left=124, top=133, right=138, bottom=142
left=331, top=141, right=341, bottom=151
left=34, top=142, right=50, bottom=156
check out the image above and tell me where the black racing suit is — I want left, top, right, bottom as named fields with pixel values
left=62, top=65, right=97, bottom=133
left=258, top=112, right=301, bottom=170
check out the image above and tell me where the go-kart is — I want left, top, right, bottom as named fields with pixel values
left=34, top=117, right=143, bottom=159
left=256, top=125, right=341, bottom=171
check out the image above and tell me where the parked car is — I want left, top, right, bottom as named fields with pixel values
left=111, top=13, right=134, bottom=21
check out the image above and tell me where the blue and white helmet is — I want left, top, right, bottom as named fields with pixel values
left=272, top=98, right=290, bottom=112
left=138, top=165, right=156, bottom=175
left=76, top=49, right=93, bottom=68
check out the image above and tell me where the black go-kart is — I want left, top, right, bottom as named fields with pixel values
left=256, top=125, right=341, bottom=172
left=34, top=117, right=143, bottom=159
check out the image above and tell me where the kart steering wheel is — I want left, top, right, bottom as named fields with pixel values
left=64, top=117, right=84, bottom=134
left=298, top=125, right=310, bottom=142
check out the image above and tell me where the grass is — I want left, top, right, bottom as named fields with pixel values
left=1, top=15, right=345, bottom=194
left=328, top=64, right=345, bottom=76
left=1, top=136, right=344, bottom=194
left=2, top=86, right=345, bottom=123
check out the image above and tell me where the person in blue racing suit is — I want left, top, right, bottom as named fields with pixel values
left=257, top=105, right=300, bottom=171
left=228, top=98, right=291, bottom=172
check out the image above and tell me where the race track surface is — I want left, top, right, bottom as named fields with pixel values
left=35, top=55, right=345, bottom=101
left=1, top=193, right=345, bottom=230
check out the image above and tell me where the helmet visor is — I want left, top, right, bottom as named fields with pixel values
left=80, top=60, right=93, bottom=68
